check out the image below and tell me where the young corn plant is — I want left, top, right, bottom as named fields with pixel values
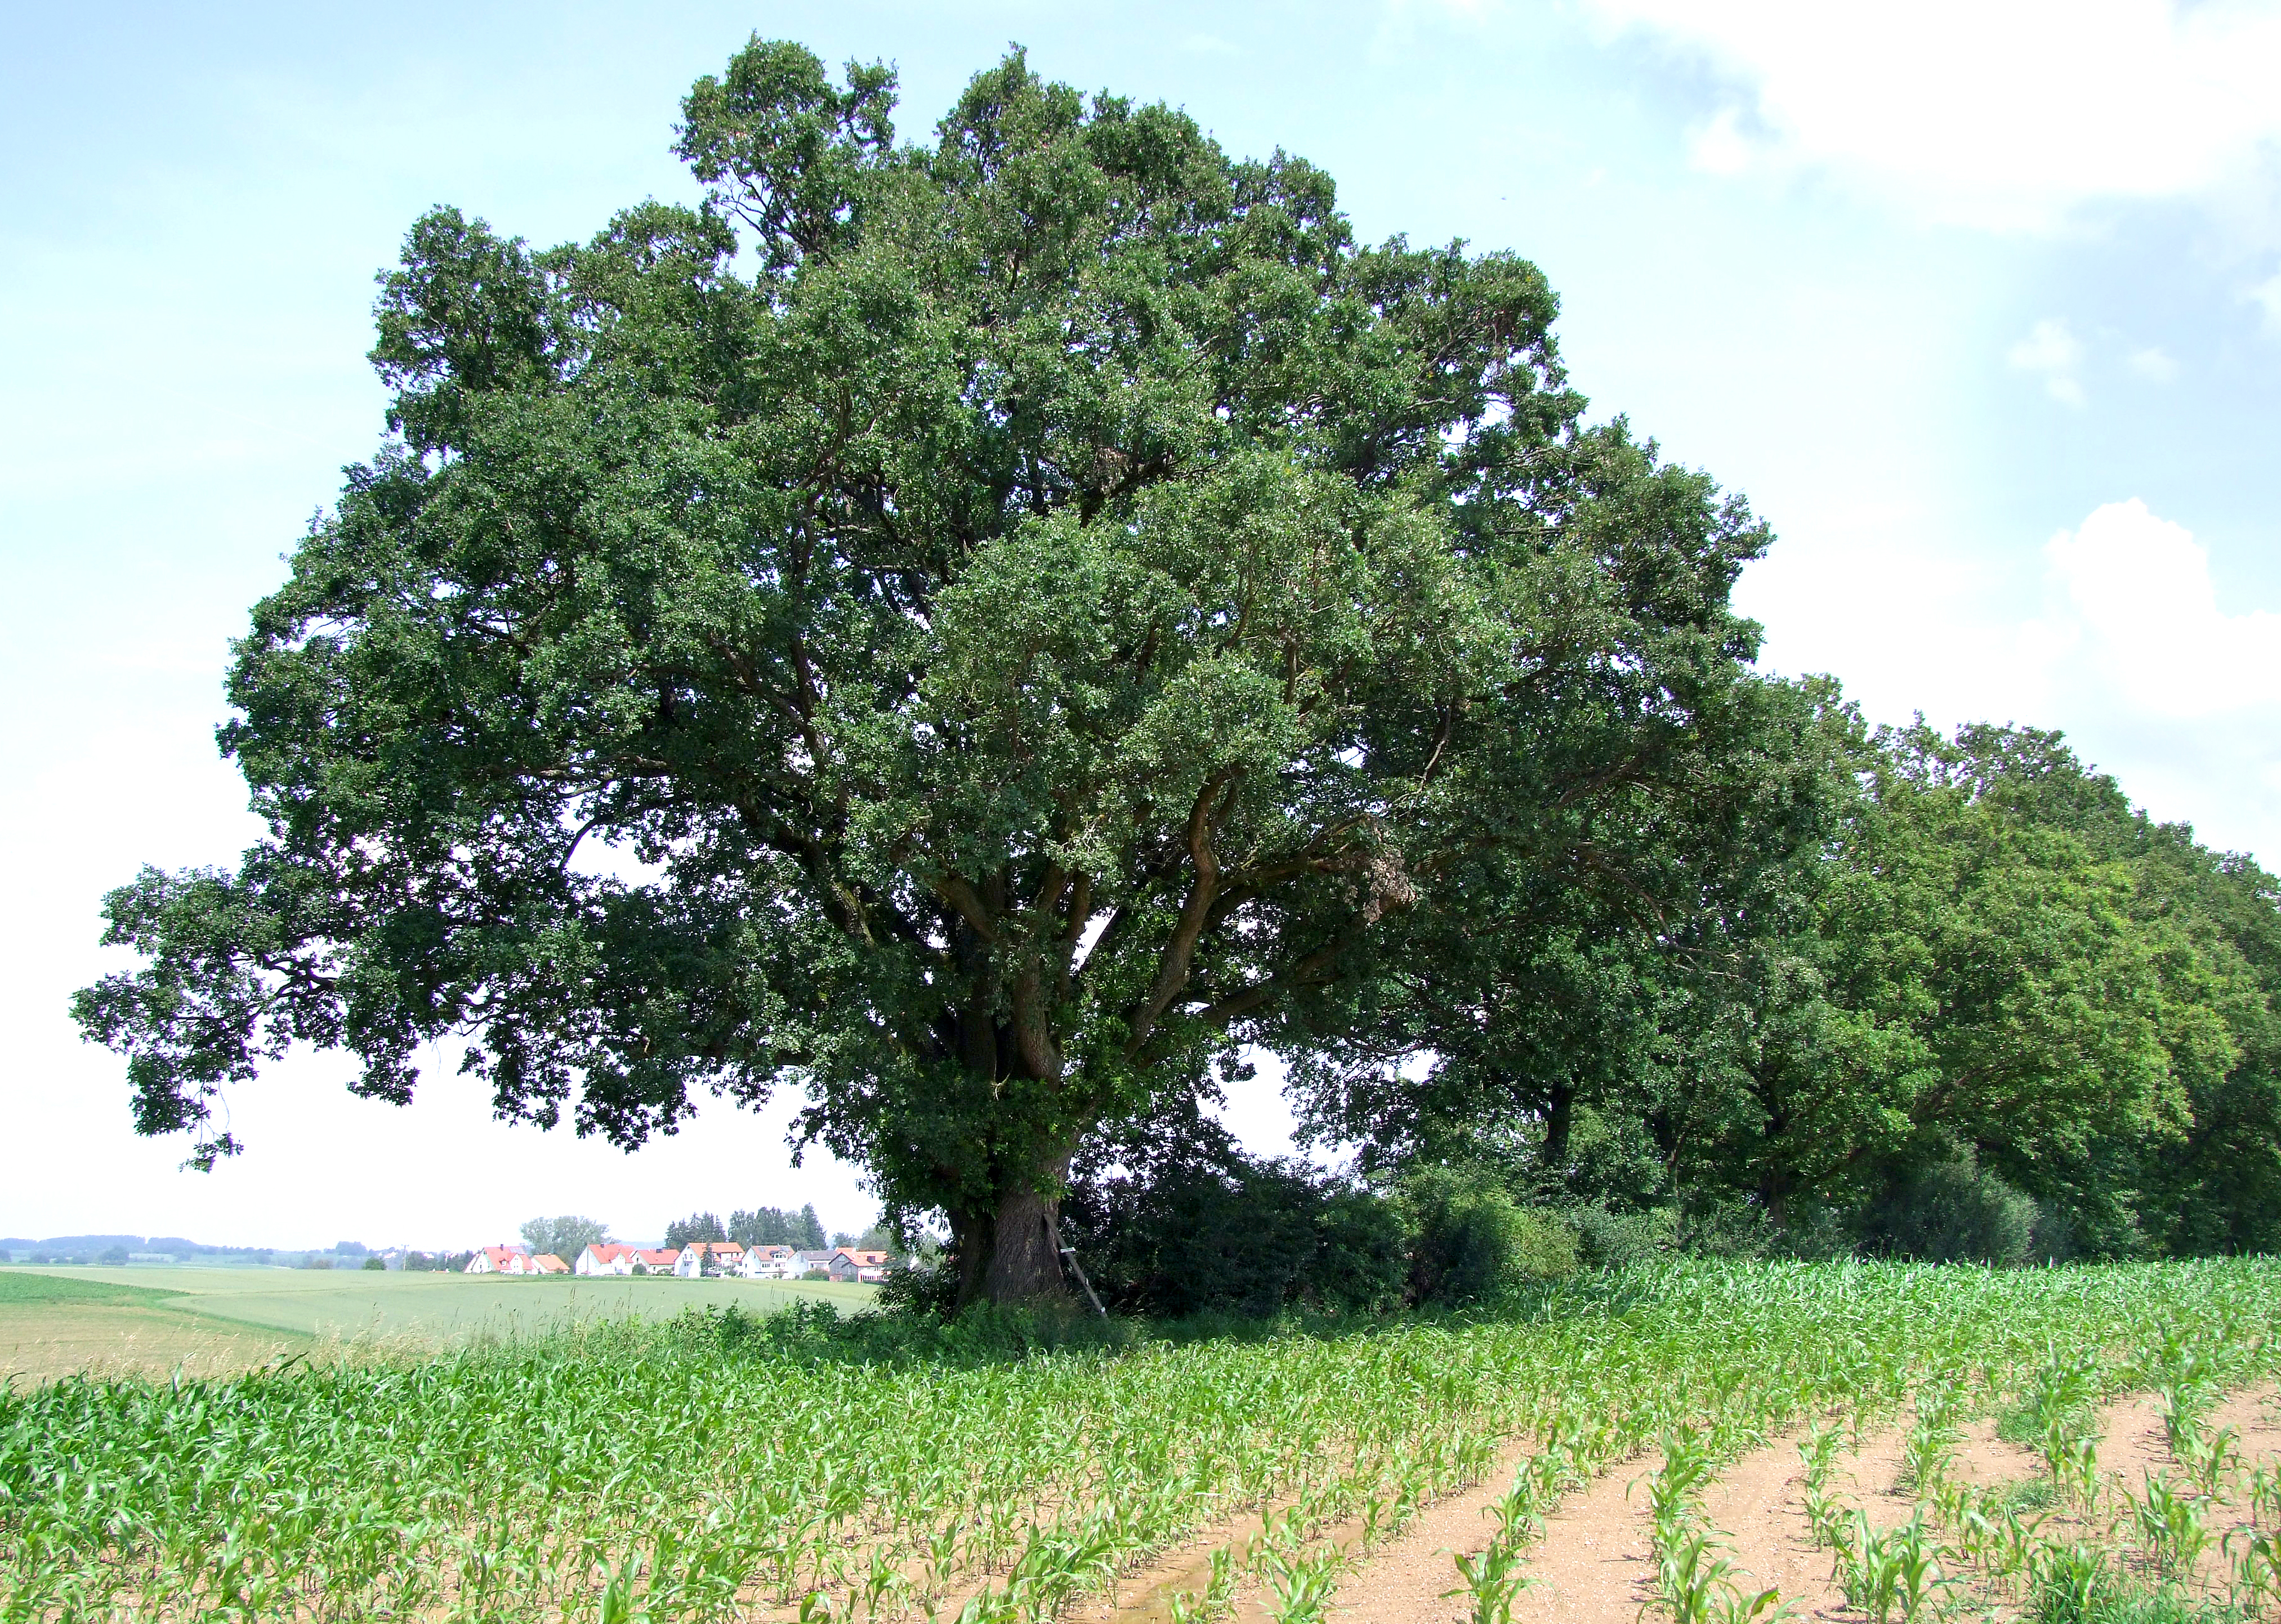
left=2232, top=1527, right=2281, bottom=1618
left=1902, top=1385, right=1961, bottom=1498
left=1841, top=1513, right=1905, bottom=1624
left=1447, top=1539, right=1531, bottom=1624
left=1887, top=1516, right=1956, bottom=1623
left=1262, top=1546, right=1345, bottom=1624
left=2029, top=1541, right=2109, bottom=1624
left=1654, top=1525, right=1738, bottom=1624
left=2181, top=1425, right=2240, bottom=1501
left=2132, top=1473, right=2212, bottom=1578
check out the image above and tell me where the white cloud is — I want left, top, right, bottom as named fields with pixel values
left=2032, top=498, right=2281, bottom=717
left=1688, top=106, right=1755, bottom=176
left=2007, top=317, right=2087, bottom=405
left=2126, top=345, right=2180, bottom=382
left=1586, top=0, right=2281, bottom=230
left=2002, top=499, right=2281, bottom=861
left=1742, top=497, right=2281, bottom=868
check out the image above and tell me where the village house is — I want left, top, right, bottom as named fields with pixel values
left=672, top=1240, right=744, bottom=1278
left=463, top=1246, right=535, bottom=1275
left=489, top=1239, right=900, bottom=1282
left=575, top=1243, right=639, bottom=1277
left=734, top=1244, right=800, bottom=1280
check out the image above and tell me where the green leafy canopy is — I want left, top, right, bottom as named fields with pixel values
left=73, top=39, right=1770, bottom=1298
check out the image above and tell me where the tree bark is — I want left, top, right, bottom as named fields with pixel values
left=979, top=1184, right=1075, bottom=1307
left=1543, top=1077, right=1577, bottom=1170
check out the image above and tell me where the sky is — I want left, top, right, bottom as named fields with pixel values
left=3, top=0, right=2276, bottom=1251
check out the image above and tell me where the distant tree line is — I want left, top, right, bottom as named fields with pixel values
left=662, top=1206, right=901, bottom=1252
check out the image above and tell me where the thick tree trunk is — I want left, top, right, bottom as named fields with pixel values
left=943, top=1133, right=1085, bottom=1309
left=979, top=1185, right=1074, bottom=1307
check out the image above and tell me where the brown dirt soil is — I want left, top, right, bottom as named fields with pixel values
left=1502, top=1448, right=1664, bottom=1624
left=1305, top=1425, right=1917, bottom=1624
left=1084, top=1434, right=1541, bottom=1624
left=1948, top=1413, right=2044, bottom=1492
left=2206, top=1383, right=2281, bottom=1468
left=1934, top=1384, right=2278, bottom=1600
left=1311, top=1435, right=1592, bottom=1624
left=1698, top=1426, right=1912, bottom=1624
left=1693, top=1426, right=1910, bottom=1624
left=1070, top=1500, right=1278, bottom=1624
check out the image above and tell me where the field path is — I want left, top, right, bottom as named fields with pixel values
left=1086, top=1434, right=1547, bottom=1624
left=1310, top=1421, right=1925, bottom=1624
left=1700, top=1426, right=1909, bottom=1624
left=1499, top=1448, right=1664, bottom=1624
left=1315, top=1435, right=1600, bottom=1624
left=1292, top=1441, right=1659, bottom=1624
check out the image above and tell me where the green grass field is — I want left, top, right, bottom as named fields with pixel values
left=0, top=1264, right=872, bottom=1384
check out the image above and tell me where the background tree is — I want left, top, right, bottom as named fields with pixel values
left=1306, top=712, right=2278, bottom=1261
left=73, top=38, right=1775, bottom=1304
left=726, top=1206, right=794, bottom=1247
left=662, top=1211, right=727, bottom=1250
left=1290, top=674, right=1863, bottom=1213
left=520, top=1215, right=610, bottom=1260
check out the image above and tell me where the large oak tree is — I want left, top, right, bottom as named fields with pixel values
left=75, top=40, right=1771, bottom=1304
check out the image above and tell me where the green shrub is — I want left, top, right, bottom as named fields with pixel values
left=1400, top=1167, right=1578, bottom=1305
left=1568, top=1204, right=1672, bottom=1269
left=1310, top=1188, right=1411, bottom=1313
left=1064, top=1140, right=1411, bottom=1317
left=1860, top=1157, right=2037, bottom=1266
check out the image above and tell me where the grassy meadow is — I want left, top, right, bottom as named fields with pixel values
left=0, top=1264, right=872, bottom=1385
left=4, top=1258, right=2279, bottom=1624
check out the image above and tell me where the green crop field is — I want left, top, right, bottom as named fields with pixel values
left=5, top=1259, right=2279, bottom=1624
left=0, top=1265, right=871, bottom=1386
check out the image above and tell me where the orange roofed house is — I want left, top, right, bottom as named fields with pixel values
left=575, top=1243, right=639, bottom=1277
left=673, top=1241, right=745, bottom=1278
left=463, top=1246, right=536, bottom=1275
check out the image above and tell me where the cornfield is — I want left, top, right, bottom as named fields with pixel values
left=3, top=1258, right=2276, bottom=1622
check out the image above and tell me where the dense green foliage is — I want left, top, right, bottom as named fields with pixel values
left=1061, top=1139, right=1574, bottom=1317
left=64, top=32, right=2277, bottom=1295
left=1296, top=717, right=2281, bottom=1263
left=72, top=36, right=1778, bottom=1305
left=664, top=1211, right=730, bottom=1250
left=5, top=1259, right=2277, bottom=1621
